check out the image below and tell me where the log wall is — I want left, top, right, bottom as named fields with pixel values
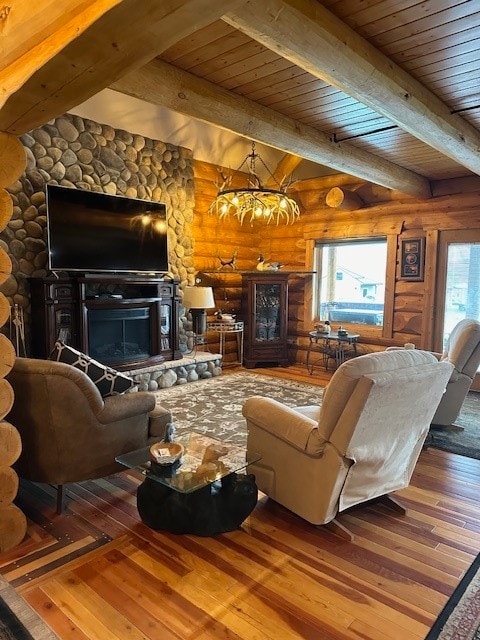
left=193, top=161, right=480, bottom=362
left=0, top=132, right=27, bottom=553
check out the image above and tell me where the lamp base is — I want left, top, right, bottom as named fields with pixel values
left=191, top=309, right=207, bottom=336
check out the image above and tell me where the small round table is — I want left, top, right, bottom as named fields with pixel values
left=207, top=321, right=244, bottom=366
left=306, top=331, right=360, bottom=374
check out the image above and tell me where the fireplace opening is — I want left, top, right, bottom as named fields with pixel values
left=87, top=307, right=151, bottom=365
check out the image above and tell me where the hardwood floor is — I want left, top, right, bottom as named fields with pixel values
left=2, top=365, right=480, bottom=640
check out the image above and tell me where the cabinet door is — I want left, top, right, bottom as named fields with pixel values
left=243, top=275, right=289, bottom=367
left=253, top=281, right=285, bottom=343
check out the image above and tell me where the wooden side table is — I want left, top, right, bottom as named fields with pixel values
left=306, top=331, right=360, bottom=373
left=207, top=321, right=244, bottom=366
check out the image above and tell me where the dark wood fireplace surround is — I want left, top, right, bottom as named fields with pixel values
left=30, top=276, right=182, bottom=370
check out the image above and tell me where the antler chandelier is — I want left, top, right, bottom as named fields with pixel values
left=208, top=142, right=300, bottom=226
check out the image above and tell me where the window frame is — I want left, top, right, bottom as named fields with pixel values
left=305, top=234, right=397, bottom=340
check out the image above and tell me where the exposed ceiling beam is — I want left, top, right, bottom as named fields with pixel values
left=266, top=154, right=303, bottom=189
left=0, top=0, right=248, bottom=135
left=224, top=0, right=480, bottom=178
left=111, top=59, right=432, bottom=198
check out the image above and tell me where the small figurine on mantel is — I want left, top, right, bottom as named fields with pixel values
left=216, top=249, right=238, bottom=271
left=256, top=255, right=284, bottom=271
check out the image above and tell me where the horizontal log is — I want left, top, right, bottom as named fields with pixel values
left=0, top=190, right=14, bottom=231
left=325, top=187, right=364, bottom=210
left=0, top=246, right=12, bottom=286
left=0, top=380, right=15, bottom=420
left=0, top=334, right=16, bottom=378
left=0, top=133, right=26, bottom=188
left=0, top=503, right=27, bottom=553
left=0, top=421, right=22, bottom=467
left=0, top=466, right=19, bottom=506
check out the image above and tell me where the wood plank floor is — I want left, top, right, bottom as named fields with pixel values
left=2, top=365, right=480, bottom=640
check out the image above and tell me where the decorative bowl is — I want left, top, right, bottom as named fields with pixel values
left=149, top=441, right=184, bottom=466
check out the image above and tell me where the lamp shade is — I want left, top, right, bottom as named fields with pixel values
left=183, top=286, right=215, bottom=310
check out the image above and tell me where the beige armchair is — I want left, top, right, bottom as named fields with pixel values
left=7, top=357, right=172, bottom=512
left=429, top=319, right=480, bottom=427
left=243, top=350, right=453, bottom=537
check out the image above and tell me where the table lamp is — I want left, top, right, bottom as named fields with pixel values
left=183, top=286, right=215, bottom=340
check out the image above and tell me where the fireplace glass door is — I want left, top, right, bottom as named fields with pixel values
left=87, top=306, right=151, bottom=365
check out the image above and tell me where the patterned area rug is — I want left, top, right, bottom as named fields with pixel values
left=155, top=372, right=479, bottom=459
left=155, top=371, right=323, bottom=445
left=425, top=553, right=480, bottom=639
left=427, top=391, right=480, bottom=460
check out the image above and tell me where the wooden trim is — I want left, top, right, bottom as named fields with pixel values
left=423, top=229, right=439, bottom=350
left=382, top=234, right=397, bottom=340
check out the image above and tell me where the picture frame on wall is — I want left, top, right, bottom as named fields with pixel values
left=400, top=238, right=425, bottom=281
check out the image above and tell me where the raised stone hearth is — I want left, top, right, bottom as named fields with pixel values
left=126, top=352, right=222, bottom=390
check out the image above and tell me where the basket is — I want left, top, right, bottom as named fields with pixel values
left=149, top=441, right=184, bottom=466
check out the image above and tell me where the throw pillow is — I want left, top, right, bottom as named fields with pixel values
left=49, top=341, right=136, bottom=397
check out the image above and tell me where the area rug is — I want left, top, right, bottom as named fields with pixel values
left=427, top=391, right=480, bottom=460
left=155, top=372, right=479, bottom=459
left=0, top=575, right=58, bottom=640
left=425, top=553, right=480, bottom=639
left=154, top=371, right=323, bottom=445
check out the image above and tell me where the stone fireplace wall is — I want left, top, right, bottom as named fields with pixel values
left=0, top=113, right=196, bottom=355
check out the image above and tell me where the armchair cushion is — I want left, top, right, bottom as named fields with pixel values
left=49, top=341, right=135, bottom=397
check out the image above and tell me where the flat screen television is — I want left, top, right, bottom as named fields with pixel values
left=46, top=184, right=169, bottom=274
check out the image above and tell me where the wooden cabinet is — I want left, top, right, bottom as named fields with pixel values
left=29, top=276, right=181, bottom=369
left=241, top=272, right=290, bottom=368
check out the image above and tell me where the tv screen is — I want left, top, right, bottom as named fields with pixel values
left=46, top=185, right=169, bottom=274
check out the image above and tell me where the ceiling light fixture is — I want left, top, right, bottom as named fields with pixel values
left=208, top=142, right=300, bottom=226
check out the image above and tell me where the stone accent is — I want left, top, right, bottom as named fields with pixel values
left=1, top=113, right=197, bottom=354
left=127, top=352, right=223, bottom=391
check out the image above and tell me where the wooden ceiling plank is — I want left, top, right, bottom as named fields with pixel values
left=202, top=49, right=280, bottom=86
left=354, top=0, right=468, bottom=40
left=170, top=34, right=253, bottom=73
left=0, top=0, right=249, bottom=135
left=380, top=13, right=480, bottom=56
left=230, top=59, right=298, bottom=94
left=239, top=67, right=308, bottom=99
left=161, top=21, right=239, bottom=64
left=224, top=0, right=480, bottom=177
left=394, top=26, right=480, bottom=63
left=406, top=39, right=480, bottom=72
left=111, top=58, right=432, bottom=198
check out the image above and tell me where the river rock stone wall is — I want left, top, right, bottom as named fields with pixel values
left=1, top=113, right=196, bottom=353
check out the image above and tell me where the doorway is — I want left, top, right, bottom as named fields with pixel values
left=435, top=229, right=480, bottom=390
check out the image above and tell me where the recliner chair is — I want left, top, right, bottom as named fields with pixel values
left=7, top=357, right=172, bottom=512
left=243, top=350, right=453, bottom=538
left=429, top=318, right=480, bottom=427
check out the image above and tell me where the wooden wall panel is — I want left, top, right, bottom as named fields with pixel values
left=194, top=163, right=480, bottom=358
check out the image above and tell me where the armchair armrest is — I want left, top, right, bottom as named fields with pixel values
left=97, top=391, right=156, bottom=424
left=243, top=396, right=319, bottom=452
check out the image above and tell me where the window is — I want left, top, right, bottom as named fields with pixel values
left=313, top=238, right=387, bottom=326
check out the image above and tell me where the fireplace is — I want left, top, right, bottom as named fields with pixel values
left=29, top=276, right=182, bottom=369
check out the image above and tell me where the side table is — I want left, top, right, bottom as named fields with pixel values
left=207, top=321, right=244, bottom=366
left=306, top=331, right=360, bottom=373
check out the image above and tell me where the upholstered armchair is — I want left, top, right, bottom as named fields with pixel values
left=7, top=357, right=172, bottom=512
left=429, top=319, right=480, bottom=427
left=243, top=350, right=453, bottom=537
